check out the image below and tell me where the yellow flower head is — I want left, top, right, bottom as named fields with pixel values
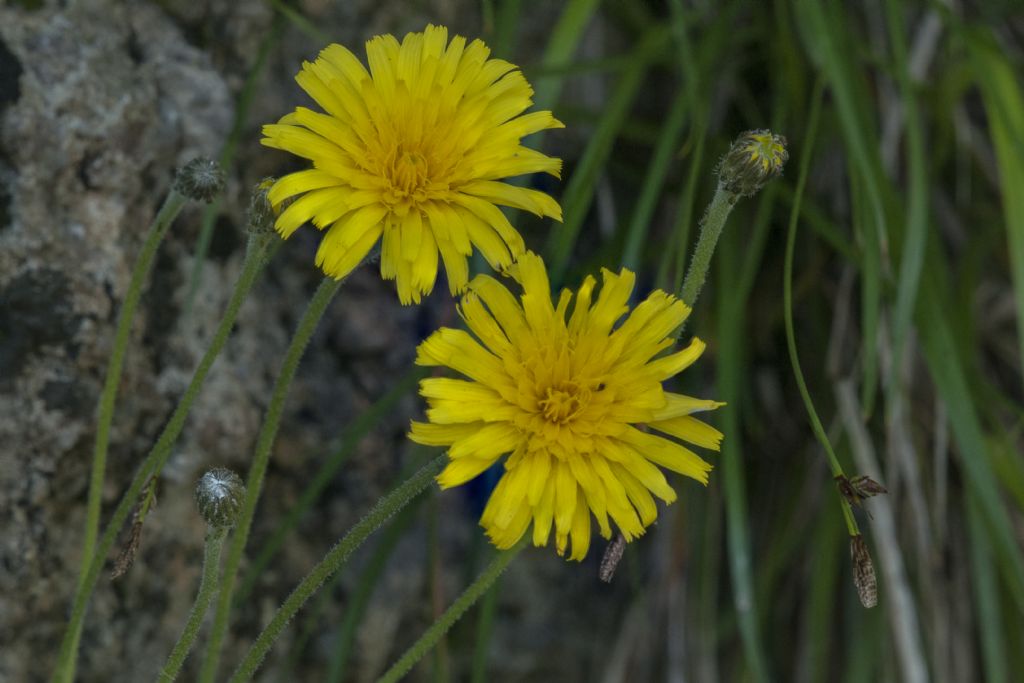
left=410, top=252, right=723, bottom=560
left=261, top=25, right=564, bottom=304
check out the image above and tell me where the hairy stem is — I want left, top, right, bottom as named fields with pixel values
left=157, top=529, right=228, bottom=682
left=679, top=183, right=738, bottom=308
left=52, top=234, right=279, bottom=683
left=199, top=276, right=343, bottom=683
left=376, top=543, right=525, bottom=683
left=71, top=190, right=188, bottom=680
left=226, top=456, right=446, bottom=683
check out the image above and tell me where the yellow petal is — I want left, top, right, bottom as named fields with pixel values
left=268, top=169, right=343, bottom=207
left=437, top=456, right=498, bottom=488
left=460, top=180, right=561, bottom=220
left=447, top=422, right=520, bottom=460
left=611, top=463, right=659, bottom=526
left=619, top=427, right=713, bottom=485
left=416, top=328, right=510, bottom=390
left=554, top=460, right=577, bottom=539
left=646, top=337, right=707, bottom=380
left=531, top=479, right=556, bottom=547
left=648, top=415, right=724, bottom=451
left=568, top=488, right=592, bottom=561
left=408, top=421, right=481, bottom=446
left=458, top=291, right=513, bottom=357
left=452, top=194, right=525, bottom=257
left=650, top=393, right=726, bottom=420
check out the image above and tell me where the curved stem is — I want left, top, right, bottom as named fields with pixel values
left=199, top=277, right=343, bottom=683
left=52, top=235, right=280, bottom=683
left=226, top=455, right=446, bottom=683
left=69, top=190, right=188, bottom=680
left=782, top=81, right=859, bottom=537
left=325, top=501, right=421, bottom=682
left=376, top=543, right=525, bottom=683
left=679, top=183, right=738, bottom=308
left=234, top=367, right=426, bottom=605
left=157, top=529, right=227, bottom=682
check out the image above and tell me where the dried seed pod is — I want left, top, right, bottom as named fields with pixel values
left=111, top=476, right=158, bottom=579
left=850, top=534, right=878, bottom=608
left=599, top=534, right=627, bottom=583
left=195, top=468, right=245, bottom=529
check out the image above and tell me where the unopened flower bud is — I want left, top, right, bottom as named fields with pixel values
left=850, top=534, right=878, bottom=608
left=195, top=468, right=245, bottom=529
left=174, top=157, right=225, bottom=203
left=718, top=130, right=788, bottom=197
left=247, top=178, right=279, bottom=238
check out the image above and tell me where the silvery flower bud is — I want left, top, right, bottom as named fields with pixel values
left=174, top=157, right=226, bottom=203
left=718, top=130, right=788, bottom=197
left=195, top=468, right=245, bottom=529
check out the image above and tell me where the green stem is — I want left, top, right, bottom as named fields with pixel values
left=200, top=276, right=343, bottom=683
left=70, top=190, right=188, bottom=679
left=469, top=571, right=502, bottom=683
left=235, top=367, right=426, bottom=605
left=183, top=17, right=283, bottom=317
left=52, top=234, right=279, bottom=683
left=376, top=543, right=525, bottom=683
left=325, top=500, right=423, bottom=682
left=158, top=529, right=228, bottom=682
left=782, top=81, right=859, bottom=537
left=226, top=455, right=446, bottom=683
left=679, top=182, right=738, bottom=308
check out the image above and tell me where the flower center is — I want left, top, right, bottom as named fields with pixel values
left=538, top=382, right=587, bottom=425
left=381, top=145, right=434, bottom=207
left=395, top=150, right=428, bottom=190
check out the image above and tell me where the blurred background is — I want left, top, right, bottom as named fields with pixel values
left=2, top=0, right=1023, bottom=681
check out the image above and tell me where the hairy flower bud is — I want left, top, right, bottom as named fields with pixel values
left=247, top=178, right=279, bottom=238
left=174, top=157, right=226, bottom=203
left=195, top=468, right=245, bottom=529
left=718, top=130, right=788, bottom=197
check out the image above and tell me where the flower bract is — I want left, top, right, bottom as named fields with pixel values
left=262, top=25, right=563, bottom=304
left=410, top=252, right=723, bottom=560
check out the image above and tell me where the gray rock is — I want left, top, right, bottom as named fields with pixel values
left=0, top=2, right=612, bottom=682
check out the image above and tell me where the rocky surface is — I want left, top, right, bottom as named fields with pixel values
left=0, top=2, right=642, bottom=682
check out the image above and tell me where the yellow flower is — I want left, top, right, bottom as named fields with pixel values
left=261, top=25, right=564, bottom=304
left=410, top=252, right=723, bottom=560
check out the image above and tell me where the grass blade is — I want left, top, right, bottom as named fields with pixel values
left=966, top=29, right=1024, bottom=394
left=545, top=28, right=670, bottom=285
